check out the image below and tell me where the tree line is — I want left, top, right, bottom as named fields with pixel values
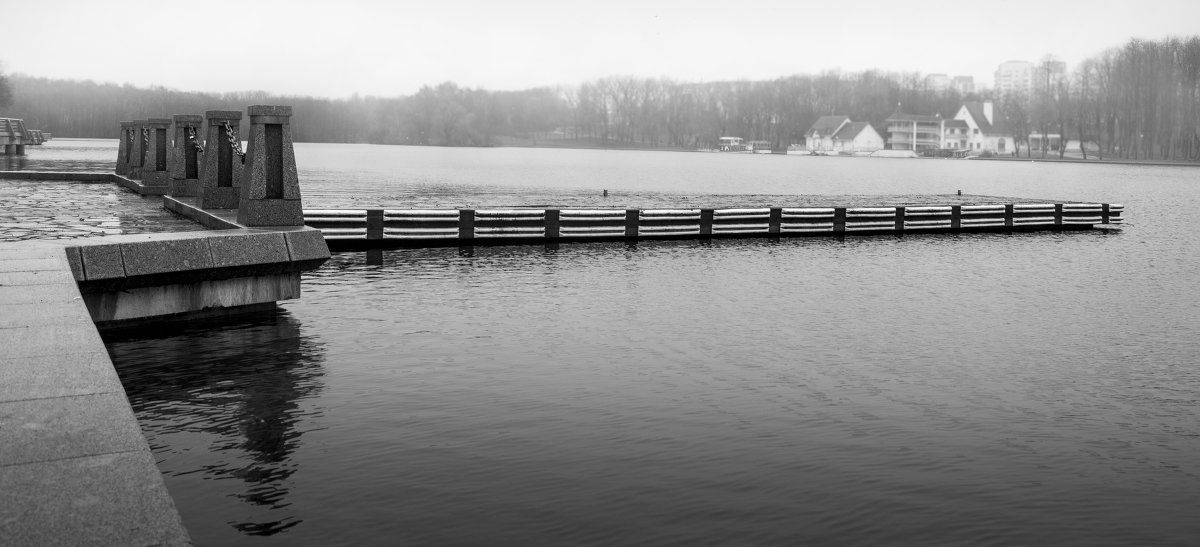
left=1, top=36, right=1198, bottom=161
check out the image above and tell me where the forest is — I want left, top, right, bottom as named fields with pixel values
left=2, top=36, right=1198, bottom=161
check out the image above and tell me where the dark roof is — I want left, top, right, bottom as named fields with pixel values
left=886, top=103, right=941, bottom=123
left=805, top=115, right=850, bottom=138
left=833, top=121, right=873, bottom=140
left=944, top=119, right=969, bottom=129
left=960, top=101, right=1010, bottom=134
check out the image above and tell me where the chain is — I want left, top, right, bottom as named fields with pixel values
left=223, top=122, right=246, bottom=164
left=187, top=126, right=204, bottom=153
left=141, top=127, right=149, bottom=148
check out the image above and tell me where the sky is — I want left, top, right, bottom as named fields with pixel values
left=3, top=0, right=1199, bottom=98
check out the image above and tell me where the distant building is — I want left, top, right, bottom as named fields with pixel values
left=994, top=60, right=1034, bottom=98
left=803, top=115, right=851, bottom=152
left=926, top=74, right=951, bottom=92
left=718, top=136, right=744, bottom=151
left=952, top=75, right=975, bottom=94
left=950, top=100, right=1015, bottom=154
left=886, top=105, right=944, bottom=152
left=830, top=122, right=884, bottom=153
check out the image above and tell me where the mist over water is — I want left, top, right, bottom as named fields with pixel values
left=43, top=139, right=1196, bottom=545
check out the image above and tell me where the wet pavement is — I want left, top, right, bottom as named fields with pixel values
left=0, top=180, right=206, bottom=242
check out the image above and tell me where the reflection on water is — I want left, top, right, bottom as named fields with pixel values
left=102, top=309, right=326, bottom=541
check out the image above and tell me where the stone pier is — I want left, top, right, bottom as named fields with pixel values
left=169, top=115, right=204, bottom=197
left=198, top=110, right=243, bottom=210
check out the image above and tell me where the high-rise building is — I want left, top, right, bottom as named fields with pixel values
left=994, top=60, right=1034, bottom=98
left=952, top=75, right=975, bottom=94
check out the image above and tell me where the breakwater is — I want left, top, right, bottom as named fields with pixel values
left=304, top=202, right=1124, bottom=249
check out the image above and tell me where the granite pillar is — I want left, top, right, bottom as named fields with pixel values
left=139, top=119, right=172, bottom=188
left=115, top=122, right=133, bottom=176
left=236, top=105, right=304, bottom=226
left=168, top=115, right=204, bottom=197
left=128, top=120, right=147, bottom=179
left=198, top=111, right=243, bottom=210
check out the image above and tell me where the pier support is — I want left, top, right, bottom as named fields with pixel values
left=139, top=119, right=172, bottom=188
left=115, top=122, right=133, bottom=176
left=198, top=111, right=243, bottom=210
left=169, top=115, right=204, bottom=197
left=128, top=120, right=147, bottom=179
left=237, top=106, right=304, bottom=226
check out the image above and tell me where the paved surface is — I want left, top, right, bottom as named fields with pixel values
left=0, top=241, right=191, bottom=545
left=0, top=179, right=205, bottom=242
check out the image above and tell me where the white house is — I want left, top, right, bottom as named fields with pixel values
left=951, top=101, right=1015, bottom=155
left=804, top=116, right=850, bottom=152
left=830, top=122, right=884, bottom=153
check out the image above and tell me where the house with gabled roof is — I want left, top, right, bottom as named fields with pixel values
left=804, top=115, right=851, bottom=152
left=830, top=121, right=884, bottom=153
left=951, top=100, right=1015, bottom=155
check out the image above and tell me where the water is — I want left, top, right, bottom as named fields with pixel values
left=48, top=140, right=1200, bottom=545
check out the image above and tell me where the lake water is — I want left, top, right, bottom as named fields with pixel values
left=18, top=140, right=1200, bottom=545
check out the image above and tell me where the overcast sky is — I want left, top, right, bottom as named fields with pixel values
left=4, top=0, right=1198, bottom=98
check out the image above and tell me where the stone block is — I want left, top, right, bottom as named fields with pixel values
left=237, top=198, right=304, bottom=226
left=0, top=268, right=76, bottom=286
left=0, top=301, right=91, bottom=329
left=171, top=114, right=203, bottom=124
left=0, top=321, right=106, bottom=359
left=0, top=450, right=191, bottom=546
left=207, top=232, right=289, bottom=268
left=79, top=244, right=126, bottom=281
left=283, top=228, right=331, bottom=263
left=205, top=110, right=242, bottom=120
left=0, top=392, right=146, bottom=466
left=0, top=283, right=83, bottom=306
left=248, top=104, right=293, bottom=117
left=169, top=177, right=201, bottom=198
left=64, top=246, right=84, bottom=280
left=119, top=237, right=214, bottom=277
left=0, top=351, right=117, bottom=404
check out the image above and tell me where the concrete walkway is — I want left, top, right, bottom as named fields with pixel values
left=0, top=241, right=190, bottom=545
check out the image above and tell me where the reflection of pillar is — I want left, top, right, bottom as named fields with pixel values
left=238, top=106, right=304, bottom=226
left=129, top=120, right=147, bottom=179
left=102, top=309, right=324, bottom=526
left=141, top=118, right=172, bottom=187
left=116, top=121, right=133, bottom=176
left=169, top=115, right=204, bottom=197
left=199, top=110, right=244, bottom=209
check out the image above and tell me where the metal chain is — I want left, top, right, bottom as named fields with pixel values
left=187, top=126, right=204, bottom=153
left=223, top=122, right=246, bottom=164
left=141, top=127, right=149, bottom=148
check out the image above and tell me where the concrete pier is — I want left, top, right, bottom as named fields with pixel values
left=0, top=242, right=191, bottom=545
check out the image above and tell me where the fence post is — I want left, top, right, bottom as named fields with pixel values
left=894, top=206, right=905, bottom=233
left=545, top=209, right=560, bottom=240
left=625, top=209, right=639, bottom=239
left=833, top=207, right=846, bottom=233
left=459, top=209, right=475, bottom=241
left=951, top=205, right=961, bottom=230
left=700, top=208, right=714, bottom=236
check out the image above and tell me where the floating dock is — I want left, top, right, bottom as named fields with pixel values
left=303, top=198, right=1124, bottom=250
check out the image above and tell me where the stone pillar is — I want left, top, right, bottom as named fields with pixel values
left=169, top=115, right=204, bottom=197
left=129, top=120, right=147, bottom=179
left=3, top=144, right=15, bottom=155
left=116, top=121, right=133, bottom=176
left=236, top=106, right=304, bottom=226
left=140, top=118, right=172, bottom=188
left=198, top=110, right=244, bottom=210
